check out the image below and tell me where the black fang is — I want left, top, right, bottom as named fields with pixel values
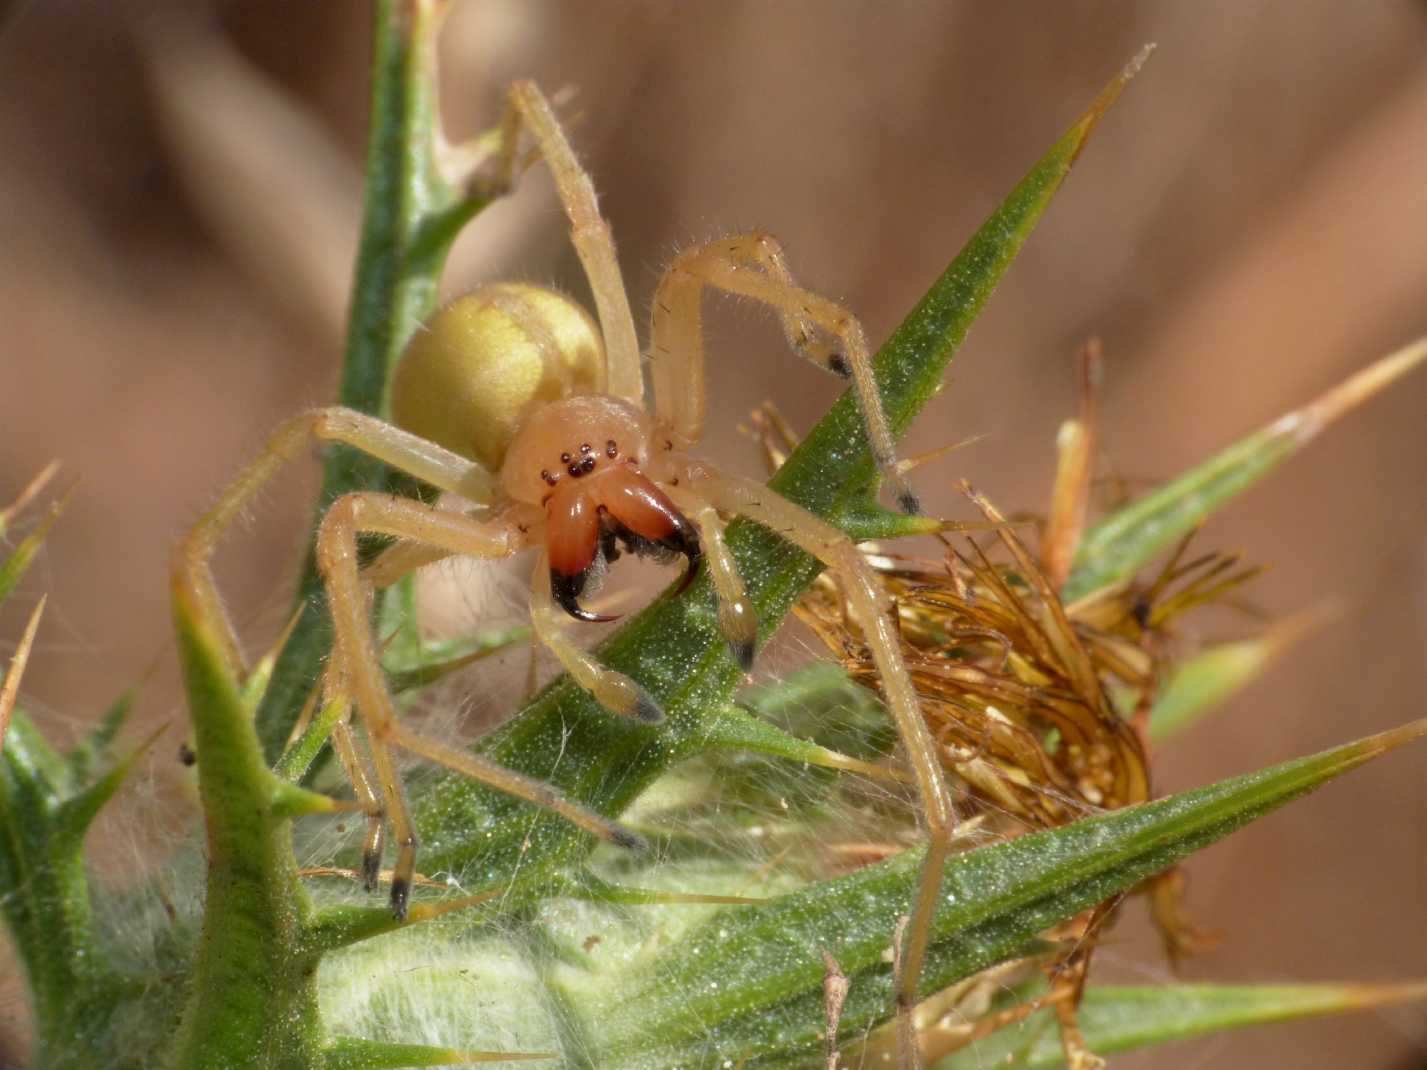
left=551, top=511, right=702, bottom=623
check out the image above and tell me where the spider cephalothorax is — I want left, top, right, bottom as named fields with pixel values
left=177, top=81, right=955, bottom=1054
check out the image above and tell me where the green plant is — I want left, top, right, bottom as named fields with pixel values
left=2, top=6, right=1423, bottom=1068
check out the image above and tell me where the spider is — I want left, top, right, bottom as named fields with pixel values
left=176, top=81, right=955, bottom=1042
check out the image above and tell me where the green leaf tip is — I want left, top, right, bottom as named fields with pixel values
left=784, top=45, right=1146, bottom=482
left=305, top=884, right=507, bottom=956
left=170, top=541, right=332, bottom=1069
left=0, top=594, right=44, bottom=754
left=837, top=499, right=947, bottom=542
left=324, top=1036, right=556, bottom=1067
left=57, top=720, right=167, bottom=843
left=703, top=701, right=906, bottom=784
left=1066, top=334, right=1427, bottom=601
left=67, top=687, right=135, bottom=784
left=1065, top=43, right=1155, bottom=166
left=1286, top=334, right=1427, bottom=442
left=0, top=491, right=67, bottom=607
left=304, top=903, right=406, bottom=956
left=933, top=980, right=1427, bottom=1068
left=275, top=695, right=350, bottom=783
left=269, top=776, right=347, bottom=820
left=1148, top=605, right=1332, bottom=741
left=0, top=458, right=61, bottom=540
left=0, top=696, right=156, bottom=1065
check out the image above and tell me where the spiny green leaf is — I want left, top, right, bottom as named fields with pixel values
left=65, top=688, right=133, bottom=784
left=54, top=723, right=165, bottom=847
left=934, top=981, right=1427, bottom=1068
left=0, top=497, right=64, bottom=607
left=166, top=578, right=325, bottom=1069
left=1064, top=336, right=1427, bottom=602
left=0, top=706, right=146, bottom=1068
left=581, top=719, right=1426, bottom=1068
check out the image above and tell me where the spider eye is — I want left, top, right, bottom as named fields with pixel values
left=560, top=452, right=572, bottom=463
left=606, top=439, right=617, bottom=458
left=580, top=443, right=592, bottom=454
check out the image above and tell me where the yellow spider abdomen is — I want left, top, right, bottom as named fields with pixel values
left=392, top=282, right=606, bottom=470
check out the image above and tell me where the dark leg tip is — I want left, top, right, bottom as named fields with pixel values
left=633, top=689, right=666, bottom=725
left=827, top=352, right=852, bottom=378
left=896, top=490, right=923, bottom=517
left=389, top=877, right=410, bottom=921
left=728, top=636, right=756, bottom=675
left=610, top=826, right=648, bottom=851
left=361, top=850, right=382, bottom=893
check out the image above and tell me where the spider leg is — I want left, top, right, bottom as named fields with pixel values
left=674, top=462, right=953, bottom=1068
left=175, top=406, right=497, bottom=675
left=650, top=232, right=920, bottom=514
left=363, top=537, right=457, bottom=591
left=327, top=714, right=386, bottom=891
left=529, top=551, right=665, bottom=724
left=316, top=492, right=644, bottom=918
left=495, top=81, right=643, bottom=406
left=663, top=487, right=757, bottom=673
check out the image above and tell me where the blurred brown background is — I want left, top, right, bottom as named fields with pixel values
left=1, top=2, right=1424, bottom=1067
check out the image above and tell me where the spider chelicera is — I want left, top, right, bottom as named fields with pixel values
left=175, top=81, right=956, bottom=1038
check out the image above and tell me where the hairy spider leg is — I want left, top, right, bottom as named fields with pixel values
left=362, top=536, right=459, bottom=591
left=529, top=552, right=664, bottom=724
left=493, top=81, right=643, bottom=405
left=662, top=487, right=758, bottom=672
left=650, top=232, right=921, bottom=515
left=327, top=713, right=385, bottom=889
left=365, top=540, right=664, bottom=723
left=673, top=461, right=956, bottom=1068
left=175, top=407, right=497, bottom=675
left=316, top=491, right=646, bottom=916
